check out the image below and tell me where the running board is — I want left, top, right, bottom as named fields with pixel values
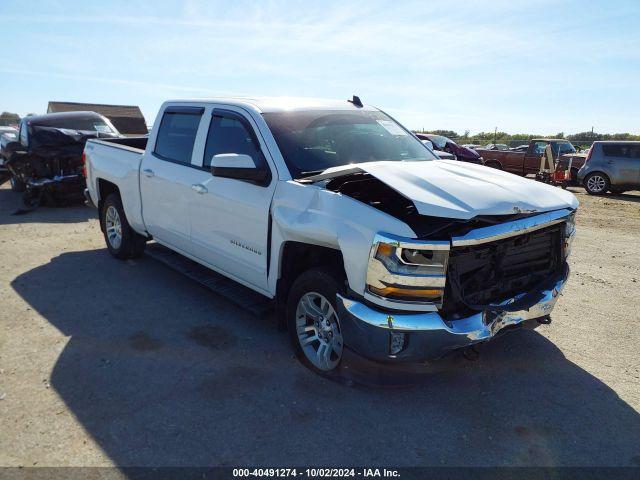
left=145, top=243, right=274, bottom=316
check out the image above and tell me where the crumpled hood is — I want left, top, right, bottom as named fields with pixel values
left=315, top=160, right=579, bottom=220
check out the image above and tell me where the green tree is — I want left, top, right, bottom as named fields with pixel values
left=0, top=112, right=20, bottom=126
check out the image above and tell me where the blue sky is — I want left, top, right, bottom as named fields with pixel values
left=0, top=0, right=638, bottom=134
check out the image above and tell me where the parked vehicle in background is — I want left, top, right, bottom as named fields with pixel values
left=4, top=111, right=121, bottom=205
left=415, top=133, right=483, bottom=164
left=477, top=139, right=586, bottom=182
left=461, top=143, right=482, bottom=150
left=84, top=96, right=577, bottom=375
left=0, top=127, right=18, bottom=171
left=483, top=143, right=510, bottom=151
left=578, top=141, right=640, bottom=195
left=511, top=144, right=529, bottom=152
left=420, top=139, right=456, bottom=160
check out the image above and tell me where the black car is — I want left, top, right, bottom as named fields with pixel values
left=5, top=111, right=121, bottom=206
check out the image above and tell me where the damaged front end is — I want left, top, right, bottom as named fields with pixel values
left=5, top=126, right=117, bottom=208
left=324, top=171, right=576, bottom=361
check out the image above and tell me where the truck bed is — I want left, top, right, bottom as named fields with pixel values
left=476, top=149, right=526, bottom=175
left=92, top=136, right=148, bottom=152
left=84, top=137, right=148, bottom=232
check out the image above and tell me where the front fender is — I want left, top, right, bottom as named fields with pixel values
left=268, top=180, right=415, bottom=296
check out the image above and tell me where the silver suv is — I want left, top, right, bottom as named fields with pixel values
left=578, top=141, right=640, bottom=195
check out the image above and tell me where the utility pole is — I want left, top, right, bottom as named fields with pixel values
left=493, top=127, right=497, bottom=146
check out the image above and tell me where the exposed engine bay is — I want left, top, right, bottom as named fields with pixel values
left=325, top=171, right=565, bottom=319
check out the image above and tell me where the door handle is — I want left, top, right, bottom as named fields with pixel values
left=191, top=184, right=208, bottom=194
left=142, top=168, right=155, bottom=177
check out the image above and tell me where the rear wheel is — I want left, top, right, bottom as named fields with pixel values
left=485, top=161, right=502, bottom=170
left=286, top=268, right=344, bottom=374
left=100, top=193, right=147, bottom=259
left=584, top=172, right=610, bottom=195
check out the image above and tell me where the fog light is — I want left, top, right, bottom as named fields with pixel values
left=389, top=332, right=406, bottom=355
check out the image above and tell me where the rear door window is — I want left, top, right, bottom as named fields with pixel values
left=602, top=144, right=640, bottom=159
left=154, top=107, right=203, bottom=164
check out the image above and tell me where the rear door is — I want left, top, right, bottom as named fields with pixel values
left=186, top=107, right=277, bottom=293
left=602, top=143, right=640, bottom=186
left=140, top=106, right=205, bottom=251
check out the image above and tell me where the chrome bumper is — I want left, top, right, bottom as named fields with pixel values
left=336, top=264, right=569, bottom=363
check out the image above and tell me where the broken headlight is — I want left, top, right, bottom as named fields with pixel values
left=564, top=212, right=576, bottom=258
left=365, top=233, right=450, bottom=310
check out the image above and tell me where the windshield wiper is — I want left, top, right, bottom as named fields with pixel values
left=299, top=169, right=327, bottom=177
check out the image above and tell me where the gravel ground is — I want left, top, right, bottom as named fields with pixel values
left=0, top=182, right=639, bottom=468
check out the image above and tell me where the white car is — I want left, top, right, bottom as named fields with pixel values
left=84, top=96, right=578, bottom=374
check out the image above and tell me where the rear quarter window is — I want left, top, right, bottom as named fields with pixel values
left=602, top=144, right=640, bottom=159
left=154, top=109, right=203, bottom=164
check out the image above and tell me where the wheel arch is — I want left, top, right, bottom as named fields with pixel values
left=484, top=159, right=503, bottom=169
left=275, top=241, right=347, bottom=330
left=96, top=179, right=120, bottom=231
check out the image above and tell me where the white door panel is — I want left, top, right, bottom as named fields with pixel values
left=140, top=154, right=201, bottom=251
left=188, top=172, right=274, bottom=289
left=187, top=107, right=276, bottom=291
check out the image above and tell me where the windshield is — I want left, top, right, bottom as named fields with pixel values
left=262, top=110, right=436, bottom=178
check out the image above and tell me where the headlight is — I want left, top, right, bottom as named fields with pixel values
left=365, top=234, right=450, bottom=309
left=564, top=212, right=576, bottom=258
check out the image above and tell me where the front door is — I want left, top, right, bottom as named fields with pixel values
left=187, top=108, right=276, bottom=293
left=140, top=106, right=204, bottom=251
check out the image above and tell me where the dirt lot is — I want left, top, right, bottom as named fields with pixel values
left=0, top=182, right=639, bottom=468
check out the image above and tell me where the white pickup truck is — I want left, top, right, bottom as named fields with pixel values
left=84, top=96, right=578, bottom=374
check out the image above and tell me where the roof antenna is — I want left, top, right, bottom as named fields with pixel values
left=348, top=95, right=363, bottom=108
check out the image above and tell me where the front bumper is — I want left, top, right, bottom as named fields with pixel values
left=336, top=263, right=569, bottom=363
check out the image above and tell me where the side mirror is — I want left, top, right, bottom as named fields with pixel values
left=210, top=153, right=270, bottom=186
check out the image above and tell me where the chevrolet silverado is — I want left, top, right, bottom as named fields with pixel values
left=83, top=97, right=578, bottom=374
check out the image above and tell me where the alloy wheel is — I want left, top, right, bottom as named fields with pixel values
left=586, top=174, right=607, bottom=193
left=105, top=205, right=123, bottom=250
left=295, top=292, right=343, bottom=371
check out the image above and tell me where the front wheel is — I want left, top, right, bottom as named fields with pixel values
left=100, top=193, right=147, bottom=260
left=286, top=268, right=344, bottom=373
left=584, top=172, right=610, bottom=195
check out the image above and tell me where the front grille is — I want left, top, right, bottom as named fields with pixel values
left=442, top=224, right=564, bottom=318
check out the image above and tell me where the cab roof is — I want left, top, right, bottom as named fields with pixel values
left=163, top=96, right=378, bottom=113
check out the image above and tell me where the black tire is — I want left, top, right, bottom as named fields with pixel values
left=584, top=172, right=610, bottom=195
left=485, top=161, right=502, bottom=170
left=100, top=193, right=147, bottom=260
left=286, top=267, right=345, bottom=374
left=10, top=174, right=26, bottom=193
left=570, top=167, right=579, bottom=186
